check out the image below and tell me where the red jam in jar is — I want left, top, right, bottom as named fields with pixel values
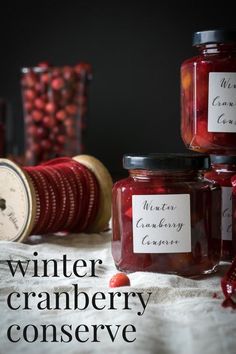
left=0, top=99, right=6, bottom=157
left=204, top=155, right=236, bottom=261
left=232, top=176, right=236, bottom=258
left=181, top=29, right=236, bottom=154
left=112, top=153, right=221, bottom=277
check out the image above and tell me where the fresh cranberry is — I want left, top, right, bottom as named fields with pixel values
left=34, top=98, right=45, bottom=110
left=51, top=78, right=64, bottom=90
left=109, top=273, right=130, bottom=288
left=56, top=110, right=67, bottom=121
left=32, top=110, right=43, bottom=122
left=45, top=102, right=57, bottom=113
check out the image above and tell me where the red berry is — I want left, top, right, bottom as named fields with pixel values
left=27, top=125, right=37, bottom=136
left=24, top=101, right=33, bottom=112
left=51, top=77, right=64, bottom=90
left=38, top=61, right=50, bottom=68
left=32, top=110, right=43, bottom=122
left=23, top=72, right=37, bottom=88
left=41, top=73, right=50, bottom=84
left=43, top=116, right=55, bottom=128
left=36, top=127, right=47, bottom=139
left=45, top=102, right=57, bottom=113
left=109, top=273, right=130, bottom=288
left=34, top=98, right=45, bottom=110
left=24, top=89, right=37, bottom=101
left=63, top=66, right=74, bottom=80
left=57, top=135, right=65, bottom=145
left=56, top=110, right=67, bottom=121
left=41, top=139, right=52, bottom=151
left=66, top=104, right=78, bottom=115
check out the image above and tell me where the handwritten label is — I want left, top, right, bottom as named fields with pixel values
left=222, top=187, right=232, bottom=241
left=132, top=194, right=191, bottom=253
left=208, top=72, right=236, bottom=133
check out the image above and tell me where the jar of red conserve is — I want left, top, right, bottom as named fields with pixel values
left=181, top=29, right=236, bottom=154
left=205, top=155, right=236, bottom=261
left=112, top=153, right=221, bottom=277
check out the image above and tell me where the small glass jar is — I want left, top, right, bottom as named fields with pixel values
left=112, top=153, right=221, bottom=277
left=205, top=156, right=236, bottom=261
left=181, top=29, right=236, bottom=154
left=21, top=63, right=92, bottom=165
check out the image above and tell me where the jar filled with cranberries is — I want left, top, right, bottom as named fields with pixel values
left=181, top=29, right=236, bottom=154
left=21, top=62, right=92, bottom=165
left=204, top=155, right=236, bottom=261
left=112, top=153, right=221, bottom=277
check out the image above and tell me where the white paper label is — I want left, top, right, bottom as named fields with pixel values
left=222, top=186, right=232, bottom=241
left=208, top=72, right=236, bottom=133
left=132, top=194, right=191, bottom=253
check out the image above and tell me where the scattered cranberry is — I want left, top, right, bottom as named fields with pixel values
left=109, top=273, right=131, bottom=288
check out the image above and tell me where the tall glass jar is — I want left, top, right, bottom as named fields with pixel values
left=112, top=153, right=221, bottom=277
left=21, top=63, right=92, bottom=165
left=204, top=156, right=236, bottom=261
left=181, top=29, right=236, bottom=154
left=231, top=176, right=236, bottom=259
left=0, top=99, right=6, bottom=157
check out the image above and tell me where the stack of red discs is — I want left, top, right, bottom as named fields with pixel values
left=24, top=157, right=99, bottom=234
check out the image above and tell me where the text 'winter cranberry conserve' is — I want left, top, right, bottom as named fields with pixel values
left=112, top=153, right=221, bottom=277
left=181, top=29, right=236, bottom=154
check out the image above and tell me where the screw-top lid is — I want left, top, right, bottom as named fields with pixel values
left=210, top=155, right=236, bottom=165
left=193, top=29, right=236, bottom=46
left=123, top=153, right=210, bottom=170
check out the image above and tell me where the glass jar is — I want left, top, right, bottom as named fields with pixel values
left=21, top=63, right=92, bottom=165
left=232, top=176, right=236, bottom=258
left=181, top=29, right=236, bottom=154
left=0, top=99, right=6, bottom=157
left=112, top=153, right=221, bottom=277
left=204, top=156, right=236, bottom=261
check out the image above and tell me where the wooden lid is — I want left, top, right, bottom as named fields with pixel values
left=0, top=159, right=36, bottom=242
left=73, top=155, right=113, bottom=232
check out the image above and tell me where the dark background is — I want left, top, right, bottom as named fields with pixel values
left=0, top=1, right=236, bottom=176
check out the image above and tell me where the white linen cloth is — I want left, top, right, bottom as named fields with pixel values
left=0, top=231, right=235, bottom=354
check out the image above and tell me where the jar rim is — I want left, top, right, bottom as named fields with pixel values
left=210, top=155, right=236, bottom=165
left=123, top=153, right=210, bottom=171
left=193, top=29, right=236, bottom=46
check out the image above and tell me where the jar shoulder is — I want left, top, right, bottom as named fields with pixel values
left=113, top=176, right=220, bottom=193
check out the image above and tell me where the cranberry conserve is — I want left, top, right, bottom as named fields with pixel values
left=204, top=155, right=236, bottom=261
left=181, top=29, right=236, bottom=154
left=112, top=153, right=221, bottom=277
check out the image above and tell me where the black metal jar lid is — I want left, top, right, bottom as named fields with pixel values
left=193, top=29, right=236, bottom=46
left=123, top=153, right=210, bottom=171
left=210, top=155, right=236, bottom=165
